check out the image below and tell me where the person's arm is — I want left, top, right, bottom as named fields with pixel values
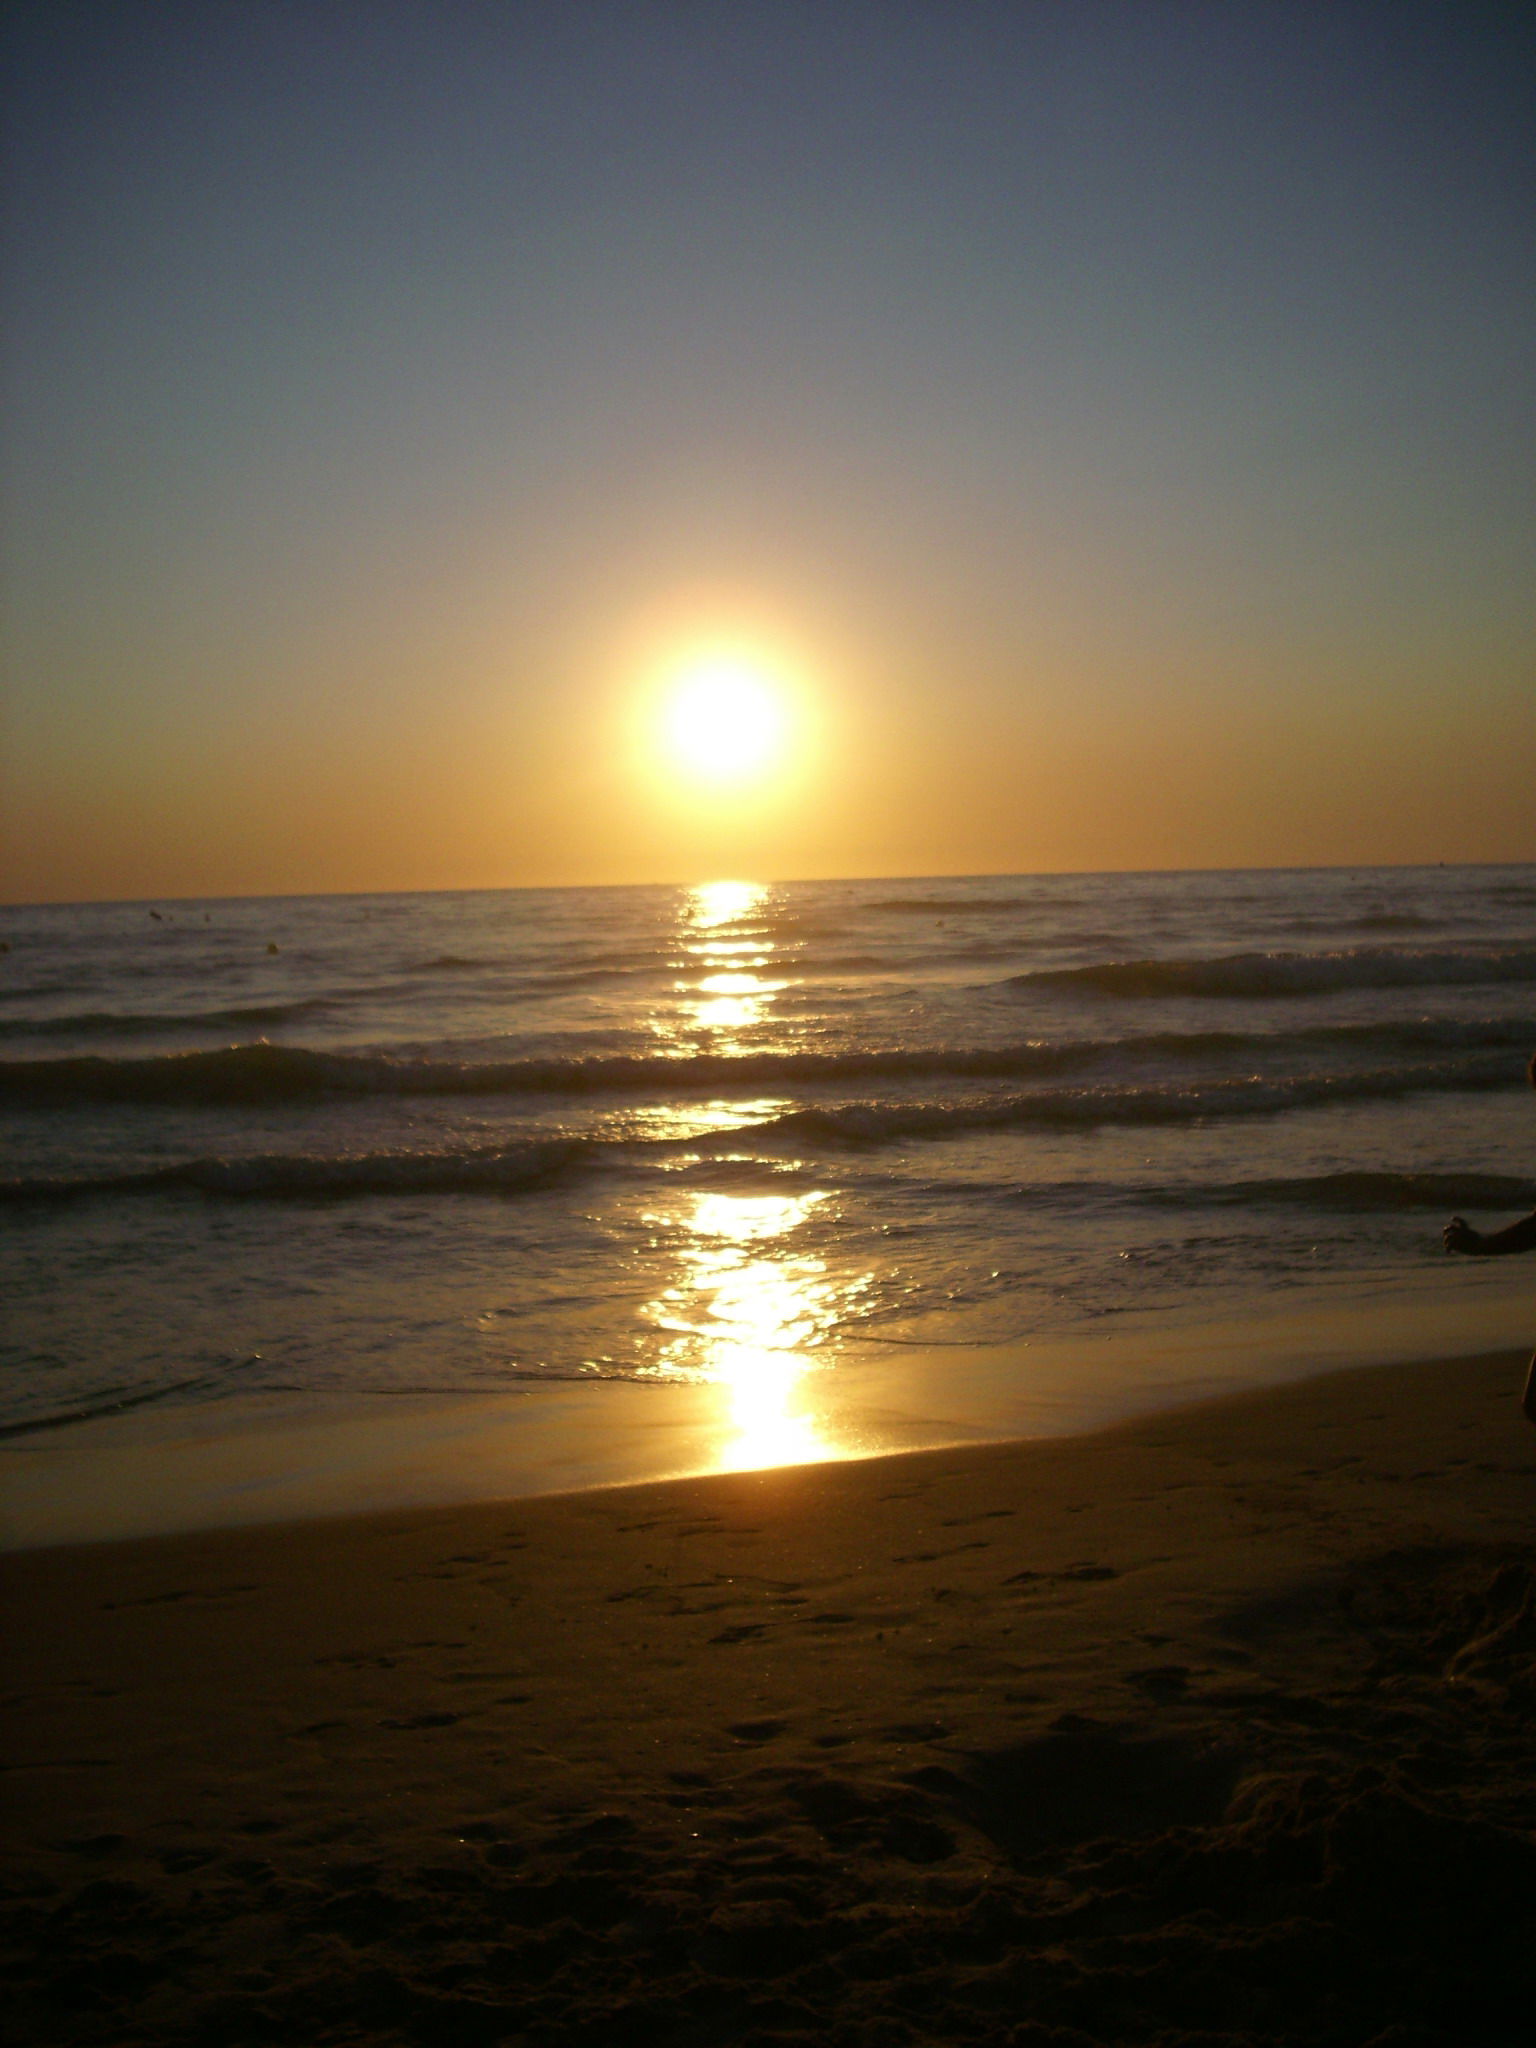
left=1444, top=1211, right=1536, bottom=1255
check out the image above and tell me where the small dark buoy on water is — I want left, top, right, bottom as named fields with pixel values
left=266, top=941, right=280, bottom=954
left=149, top=909, right=163, bottom=922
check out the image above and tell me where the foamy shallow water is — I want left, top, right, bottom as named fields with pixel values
left=3, top=865, right=1534, bottom=1455
left=4, top=1287, right=1531, bottom=1549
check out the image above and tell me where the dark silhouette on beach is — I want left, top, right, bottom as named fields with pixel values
left=1443, top=1050, right=1536, bottom=1423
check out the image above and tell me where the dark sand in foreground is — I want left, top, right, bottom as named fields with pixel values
left=5, top=1350, right=1536, bottom=2047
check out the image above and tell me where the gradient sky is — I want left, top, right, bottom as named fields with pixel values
left=3, top=0, right=1533, bottom=902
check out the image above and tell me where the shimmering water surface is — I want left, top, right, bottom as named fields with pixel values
left=4, top=866, right=1534, bottom=1453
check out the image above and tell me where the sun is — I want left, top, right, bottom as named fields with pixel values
left=660, top=652, right=789, bottom=785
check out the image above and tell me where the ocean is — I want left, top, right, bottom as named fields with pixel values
left=4, top=865, right=1535, bottom=1461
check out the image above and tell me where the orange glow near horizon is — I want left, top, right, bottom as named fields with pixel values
left=7, top=619, right=1533, bottom=903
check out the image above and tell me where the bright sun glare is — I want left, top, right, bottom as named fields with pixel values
left=661, top=652, right=789, bottom=785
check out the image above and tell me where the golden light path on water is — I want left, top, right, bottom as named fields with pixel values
left=636, top=881, right=860, bottom=1472
left=673, top=878, right=785, bottom=1037
left=641, top=1190, right=842, bottom=1472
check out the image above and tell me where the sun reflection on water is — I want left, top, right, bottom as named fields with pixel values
left=632, top=883, right=856, bottom=1471
left=689, top=879, right=766, bottom=928
left=622, top=1098, right=790, bottom=1143
left=642, top=1188, right=842, bottom=1472
left=672, top=880, right=784, bottom=1040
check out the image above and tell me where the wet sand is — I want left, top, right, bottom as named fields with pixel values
left=5, top=1348, right=1535, bottom=2047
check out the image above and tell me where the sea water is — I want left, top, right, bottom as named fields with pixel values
left=3, top=865, right=1534, bottom=1454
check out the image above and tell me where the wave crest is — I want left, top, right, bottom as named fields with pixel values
left=1009, top=948, right=1536, bottom=1000
left=5, top=1060, right=1524, bottom=1205
left=3, top=1018, right=1532, bottom=1105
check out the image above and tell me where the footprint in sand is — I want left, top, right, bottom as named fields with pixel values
left=727, top=1719, right=786, bottom=1743
left=1124, top=1665, right=1192, bottom=1699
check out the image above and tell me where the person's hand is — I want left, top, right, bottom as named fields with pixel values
left=1443, top=1216, right=1483, bottom=1254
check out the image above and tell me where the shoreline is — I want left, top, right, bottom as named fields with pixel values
left=5, top=1344, right=1535, bottom=2045
left=4, top=1276, right=1530, bottom=1552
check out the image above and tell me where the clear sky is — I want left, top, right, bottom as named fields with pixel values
left=3, top=0, right=1532, bottom=902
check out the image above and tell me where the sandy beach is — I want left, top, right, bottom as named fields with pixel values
left=5, top=1346, right=1535, bottom=2047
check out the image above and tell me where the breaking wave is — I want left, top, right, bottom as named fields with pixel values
left=4, top=1060, right=1523, bottom=1205
left=2, top=1017, right=1531, bottom=1106
left=0, top=999, right=337, bottom=1041
left=2, top=1137, right=595, bottom=1204
left=1009, top=947, right=1536, bottom=1000
left=0, top=1015, right=1530, bottom=1106
left=1166, top=1171, right=1536, bottom=1212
